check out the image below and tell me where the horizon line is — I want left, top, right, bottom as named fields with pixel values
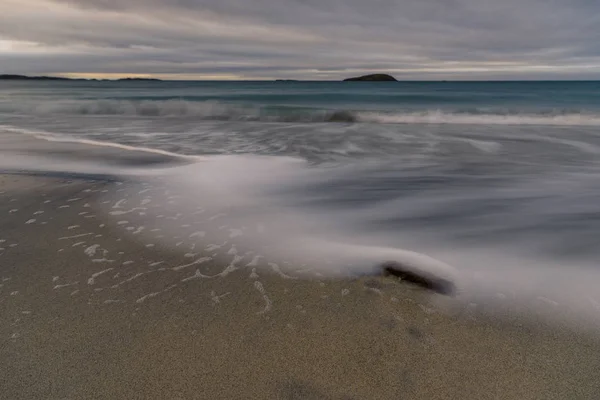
left=3, top=74, right=600, bottom=83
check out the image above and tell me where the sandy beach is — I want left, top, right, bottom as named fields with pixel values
left=1, top=166, right=600, bottom=400
left=5, top=0, right=600, bottom=395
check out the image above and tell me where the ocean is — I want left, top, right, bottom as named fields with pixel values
left=2, top=80, right=600, bottom=316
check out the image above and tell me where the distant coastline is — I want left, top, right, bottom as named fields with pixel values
left=2, top=74, right=400, bottom=83
left=0, top=74, right=162, bottom=82
left=343, top=74, right=397, bottom=82
left=5, top=74, right=588, bottom=83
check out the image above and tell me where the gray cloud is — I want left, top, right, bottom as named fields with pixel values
left=1, top=0, right=600, bottom=79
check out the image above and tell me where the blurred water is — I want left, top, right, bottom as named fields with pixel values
left=2, top=79, right=600, bottom=310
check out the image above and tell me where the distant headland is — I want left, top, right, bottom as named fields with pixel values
left=343, top=74, right=397, bottom=82
left=1, top=74, right=400, bottom=82
left=0, top=74, right=162, bottom=82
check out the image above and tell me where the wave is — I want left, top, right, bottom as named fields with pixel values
left=4, top=122, right=600, bottom=324
left=6, top=98, right=600, bottom=126
left=28, top=99, right=256, bottom=119
left=358, top=110, right=600, bottom=126
left=0, top=124, right=203, bottom=162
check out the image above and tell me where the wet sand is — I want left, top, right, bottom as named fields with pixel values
left=1, top=172, right=600, bottom=399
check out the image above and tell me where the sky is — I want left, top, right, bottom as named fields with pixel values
left=1, top=0, right=600, bottom=80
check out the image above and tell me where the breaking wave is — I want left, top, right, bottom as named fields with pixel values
left=6, top=98, right=600, bottom=126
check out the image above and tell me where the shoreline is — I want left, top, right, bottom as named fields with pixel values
left=1, top=171, right=600, bottom=399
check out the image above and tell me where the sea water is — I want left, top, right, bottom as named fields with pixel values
left=3, top=79, right=600, bottom=318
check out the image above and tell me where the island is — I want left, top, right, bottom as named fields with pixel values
left=343, top=74, right=397, bottom=82
left=116, top=77, right=162, bottom=82
left=0, top=74, right=163, bottom=82
left=0, top=74, right=72, bottom=81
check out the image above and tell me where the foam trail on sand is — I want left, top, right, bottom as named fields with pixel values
left=3, top=138, right=600, bottom=323
left=0, top=125, right=203, bottom=161
left=96, top=155, right=600, bottom=324
left=98, top=156, right=459, bottom=281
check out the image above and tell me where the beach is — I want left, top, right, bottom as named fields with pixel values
left=1, top=162, right=600, bottom=399
left=4, top=0, right=600, bottom=395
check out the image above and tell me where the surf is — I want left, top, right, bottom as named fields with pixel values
left=6, top=97, right=600, bottom=126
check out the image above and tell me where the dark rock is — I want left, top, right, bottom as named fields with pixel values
left=380, top=261, right=455, bottom=296
left=343, top=74, right=397, bottom=82
left=325, top=110, right=357, bottom=123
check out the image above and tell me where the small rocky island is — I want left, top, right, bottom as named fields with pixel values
left=343, top=74, right=397, bottom=82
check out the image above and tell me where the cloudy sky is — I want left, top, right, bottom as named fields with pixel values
left=1, top=0, right=600, bottom=80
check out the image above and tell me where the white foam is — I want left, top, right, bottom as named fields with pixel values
left=113, top=199, right=127, bottom=209
left=216, top=255, right=244, bottom=278
left=90, top=256, right=114, bottom=262
left=211, top=291, right=231, bottom=304
left=0, top=124, right=204, bottom=161
left=113, top=272, right=145, bottom=288
left=54, top=282, right=78, bottom=290
left=172, top=256, right=212, bottom=272
left=8, top=99, right=600, bottom=126
left=103, top=157, right=459, bottom=286
left=254, top=281, right=272, bottom=315
left=269, top=263, right=298, bottom=280
left=205, top=243, right=226, bottom=252
left=181, top=269, right=210, bottom=282
left=88, top=268, right=114, bottom=285
left=227, top=245, right=238, bottom=255
left=246, top=255, right=263, bottom=267
left=60, top=233, right=93, bottom=240
left=84, top=244, right=100, bottom=257
left=135, top=284, right=177, bottom=303
left=229, top=229, right=244, bottom=238
left=358, top=110, right=600, bottom=126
